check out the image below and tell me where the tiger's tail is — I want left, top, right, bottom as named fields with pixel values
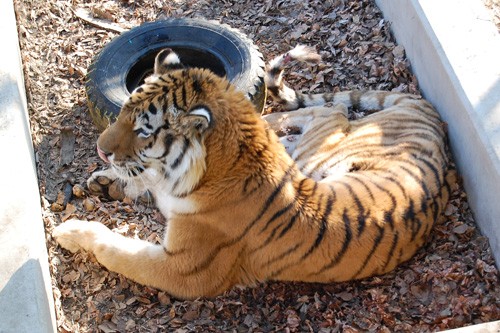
left=436, top=167, right=458, bottom=224
left=266, top=45, right=434, bottom=114
left=265, top=45, right=321, bottom=110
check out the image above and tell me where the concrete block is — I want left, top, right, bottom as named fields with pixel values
left=0, top=1, right=56, bottom=332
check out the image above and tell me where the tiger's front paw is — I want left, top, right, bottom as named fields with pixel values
left=53, top=219, right=110, bottom=253
left=87, top=168, right=153, bottom=204
left=87, top=168, right=127, bottom=201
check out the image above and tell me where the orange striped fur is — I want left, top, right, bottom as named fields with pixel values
left=53, top=47, right=455, bottom=299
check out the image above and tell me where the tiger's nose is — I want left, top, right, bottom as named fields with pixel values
left=97, top=146, right=110, bottom=163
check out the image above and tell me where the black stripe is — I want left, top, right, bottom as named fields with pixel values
left=171, top=178, right=181, bottom=193
left=410, top=216, right=423, bottom=242
left=413, top=154, right=442, bottom=189
left=297, top=94, right=306, bottom=108
left=192, top=79, right=202, bottom=93
left=203, top=246, right=246, bottom=296
left=171, top=137, right=190, bottom=169
left=422, top=218, right=432, bottom=238
left=293, top=134, right=337, bottom=164
left=404, top=102, right=442, bottom=121
left=277, top=180, right=315, bottom=239
left=134, top=128, right=147, bottom=136
left=432, top=196, right=440, bottom=224
left=259, top=202, right=294, bottom=234
left=181, top=83, right=187, bottom=105
left=377, top=171, right=408, bottom=198
left=154, top=121, right=170, bottom=136
left=374, top=116, right=443, bottom=139
left=129, top=166, right=145, bottom=177
left=162, top=100, right=169, bottom=113
left=384, top=210, right=395, bottom=230
left=265, top=243, right=304, bottom=277
left=357, top=173, right=397, bottom=229
left=301, top=114, right=443, bottom=173
left=344, top=174, right=375, bottom=201
left=160, top=134, right=175, bottom=158
left=315, top=208, right=353, bottom=275
left=352, top=224, right=385, bottom=279
left=180, top=166, right=296, bottom=275
left=404, top=199, right=415, bottom=228
left=253, top=166, right=295, bottom=225
left=306, top=140, right=423, bottom=177
left=242, top=173, right=254, bottom=195
left=300, top=193, right=333, bottom=260
left=396, top=248, right=404, bottom=265
left=399, top=164, right=429, bottom=192
left=252, top=214, right=295, bottom=255
left=268, top=86, right=280, bottom=99
left=382, top=231, right=399, bottom=271
left=148, top=103, right=157, bottom=115
left=338, top=181, right=367, bottom=236
left=277, top=211, right=301, bottom=239
left=167, top=74, right=179, bottom=84
left=162, top=246, right=185, bottom=256
left=268, top=67, right=282, bottom=80
left=172, top=90, right=179, bottom=109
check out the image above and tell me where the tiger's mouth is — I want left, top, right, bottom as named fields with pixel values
left=97, top=146, right=110, bottom=164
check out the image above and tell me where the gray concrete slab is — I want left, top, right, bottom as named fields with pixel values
left=0, top=1, right=56, bottom=332
left=375, top=0, right=500, bottom=266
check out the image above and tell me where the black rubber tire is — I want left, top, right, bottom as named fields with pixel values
left=86, top=18, right=266, bottom=131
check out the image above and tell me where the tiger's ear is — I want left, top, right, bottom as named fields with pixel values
left=185, top=106, right=211, bottom=134
left=154, top=48, right=184, bottom=75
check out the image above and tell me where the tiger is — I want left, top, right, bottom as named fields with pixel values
left=53, top=46, right=455, bottom=300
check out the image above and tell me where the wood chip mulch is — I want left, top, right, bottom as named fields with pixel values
left=13, top=0, right=499, bottom=332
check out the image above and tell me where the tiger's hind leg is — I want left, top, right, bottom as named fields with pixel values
left=263, top=104, right=351, bottom=179
left=263, top=104, right=349, bottom=157
left=263, top=107, right=316, bottom=155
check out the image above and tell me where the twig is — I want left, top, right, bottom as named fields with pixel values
left=73, top=7, right=127, bottom=34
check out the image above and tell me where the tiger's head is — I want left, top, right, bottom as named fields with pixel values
left=96, top=49, right=281, bottom=199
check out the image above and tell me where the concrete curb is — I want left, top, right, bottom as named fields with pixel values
left=0, top=1, right=56, bottom=332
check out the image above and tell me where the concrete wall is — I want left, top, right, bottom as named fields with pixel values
left=0, top=1, right=56, bottom=332
left=375, top=0, right=500, bottom=265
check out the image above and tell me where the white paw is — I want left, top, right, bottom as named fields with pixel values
left=53, top=219, right=109, bottom=253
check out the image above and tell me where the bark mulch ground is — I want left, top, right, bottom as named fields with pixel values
left=14, top=0, right=499, bottom=332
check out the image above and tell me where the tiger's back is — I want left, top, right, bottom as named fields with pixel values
left=258, top=46, right=455, bottom=282
left=53, top=47, right=455, bottom=299
left=260, top=98, right=453, bottom=283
